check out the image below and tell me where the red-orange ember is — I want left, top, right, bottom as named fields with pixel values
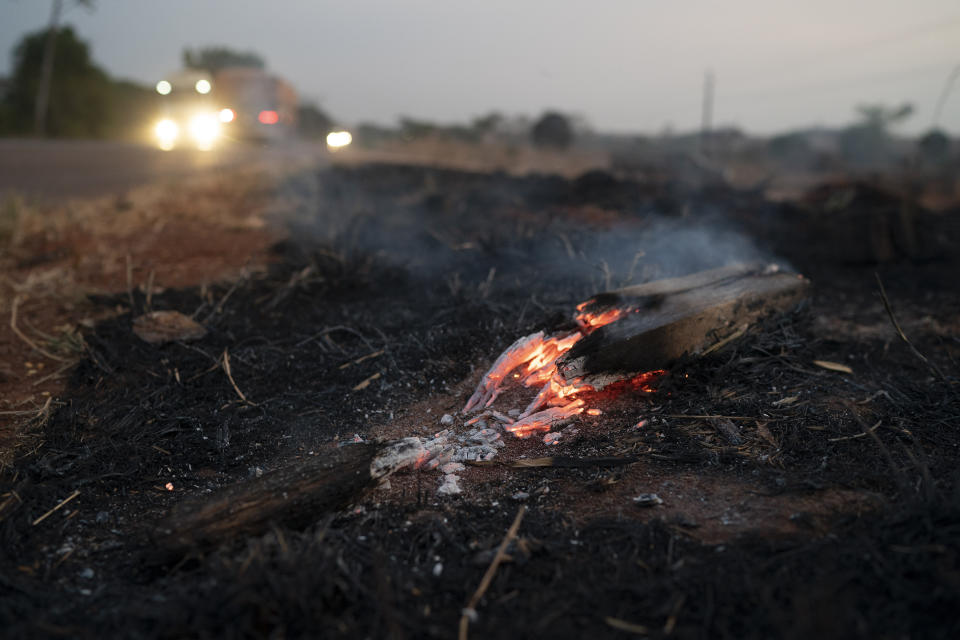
left=464, top=297, right=666, bottom=439
left=576, top=307, right=630, bottom=331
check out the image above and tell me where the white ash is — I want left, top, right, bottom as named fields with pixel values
left=375, top=421, right=507, bottom=489
left=451, top=445, right=499, bottom=463
left=440, top=462, right=466, bottom=474
left=440, top=413, right=455, bottom=426
left=544, top=425, right=581, bottom=444
left=632, top=493, right=663, bottom=507
left=437, top=474, right=461, bottom=496
left=370, top=438, right=428, bottom=479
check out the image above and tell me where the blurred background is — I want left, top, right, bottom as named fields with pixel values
left=0, top=0, right=958, bottom=201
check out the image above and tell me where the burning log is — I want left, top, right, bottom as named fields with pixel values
left=462, top=263, right=807, bottom=442
left=558, top=263, right=809, bottom=387
left=155, top=439, right=430, bottom=552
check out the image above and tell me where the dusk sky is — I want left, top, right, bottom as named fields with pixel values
left=3, top=0, right=959, bottom=135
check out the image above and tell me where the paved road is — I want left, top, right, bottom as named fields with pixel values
left=0, top=139, right=327, bottom=200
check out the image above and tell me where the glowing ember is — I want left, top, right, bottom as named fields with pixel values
left=463, top=295, right=663, bottom=440
left=505, top=399, right=585, bottom=439
left=521, top=374, right=593, bottom=417
left=464, top=332, right=549, bottom=412
left=576, top=307, right=630, bottom=331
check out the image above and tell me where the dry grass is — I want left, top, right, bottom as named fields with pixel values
left=0, top=167, right=284, bottom=467
left=339, top=137, right=611, bottom=178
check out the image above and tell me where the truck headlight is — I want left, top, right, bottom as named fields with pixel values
left=155, top=119, right=179, bottom=150
left=326, top=130, right=352, bottom=150
left=188, top=113, right=220, bottom=150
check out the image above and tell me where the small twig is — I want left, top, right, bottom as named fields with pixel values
left=701, top=324, right=747, bottom=356
left=144, top=268, right=155, bottom=311
left=458, top=505, right=526, bottom=640
left=32, top=361, right=75, bottom=386
left=0, top=397, right=51, bottom=419
left=352, top=371, right=381, bottom=391
left=295, top=325, right=373, bottom=350
left=0, top=490, right=24, bottom=524
left=510, top=456, right=639, bottom=469
left=10, top=297, right=69, bottom=362
left=665, top=414, right=762, bottom=421
left=32, top=489, right=80, bottom=526
left=338, top=349, right=385, bottom=370
left=222, top=348, right=255, bottom=405
left=125, top=253, right=136, bottom=311
left=201, top=273, right=246, bottom=324
left=875, top=273, right=945, bottom=380
left=664, top=593, right=687, bottom=635
left=828, top=419, right=882, bottom=442
left=605, top=617, right=649, bottom=635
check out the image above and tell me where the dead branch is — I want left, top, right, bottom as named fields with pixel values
left=875, top=272, right=945, bottom=380
left=156, top=440, right=427, bottom=552
left=32, top=489, right=80, bottom=526
left=509, top=456, right=640, bottom=468
left=459, top=505, right=526, bottom=640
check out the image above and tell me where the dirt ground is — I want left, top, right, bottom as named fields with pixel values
left=0, top=168, right=283, bottom=460
left=1, top=158, right=958, bottom=639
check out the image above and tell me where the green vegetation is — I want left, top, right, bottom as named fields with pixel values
left=918, top=129, right=950, bottom=162
left=297, top=102, right=334, bottom=139
left=0, top=26, right=154, bottom=139
left=531, top=111, right=573, bottom=149
left=838, top=102, right=913, bottom=167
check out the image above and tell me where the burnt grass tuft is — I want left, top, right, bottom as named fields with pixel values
left=2, top=163, right=959, bottom=638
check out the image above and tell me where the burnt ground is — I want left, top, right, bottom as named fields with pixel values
left=1, top=162, right=959, bottom=639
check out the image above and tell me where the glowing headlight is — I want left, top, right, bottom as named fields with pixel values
left=156, top=80, right=171, bottom=95
left=195, top=79, right=211, bottom=94
left=188, top=113, right=220, bottom=150
left=155, top=118, right=178, bottom=150
left=218, top=108, right=235, bottom=123
left=326, top=130, right=352, bottom=149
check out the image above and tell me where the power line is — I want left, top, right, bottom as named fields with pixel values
left=931, top=64, right=960, bottom=127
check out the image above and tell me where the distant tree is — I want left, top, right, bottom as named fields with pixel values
left=531, top=111, right=573, bottom=149
left=103, top=78, right=154, bottom=139
left=4, top=25, right=112, bottom=137
left=471, top=112, right=503, bottom=137
left=399, top=117, right=437, bottom=140
left=918, top=129, right=950, bottom=161
left=183, top=47, right=265, bottom=74
left=767, top=132, right=812, bottom=167
left=34, top=0, right=96, bottom=136
left=297, top=102, right=334, bottom=138
left=839, top=102, right=913, bottom=166
left=355, top=122, right=400, bottom=146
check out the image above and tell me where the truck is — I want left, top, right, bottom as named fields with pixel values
left=151, top=67, right=298, bottom=150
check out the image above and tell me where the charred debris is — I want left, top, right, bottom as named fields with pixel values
left=1, top=163, right=959, bottom=639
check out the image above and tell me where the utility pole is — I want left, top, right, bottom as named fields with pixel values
left=931, top=63, right=960, bottom=129
left=700, top=69, right=714, bottom=156
left=34, top=0, right=64, bottom=137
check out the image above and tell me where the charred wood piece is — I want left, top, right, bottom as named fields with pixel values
left=558, top=264, right=809, bottom=387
